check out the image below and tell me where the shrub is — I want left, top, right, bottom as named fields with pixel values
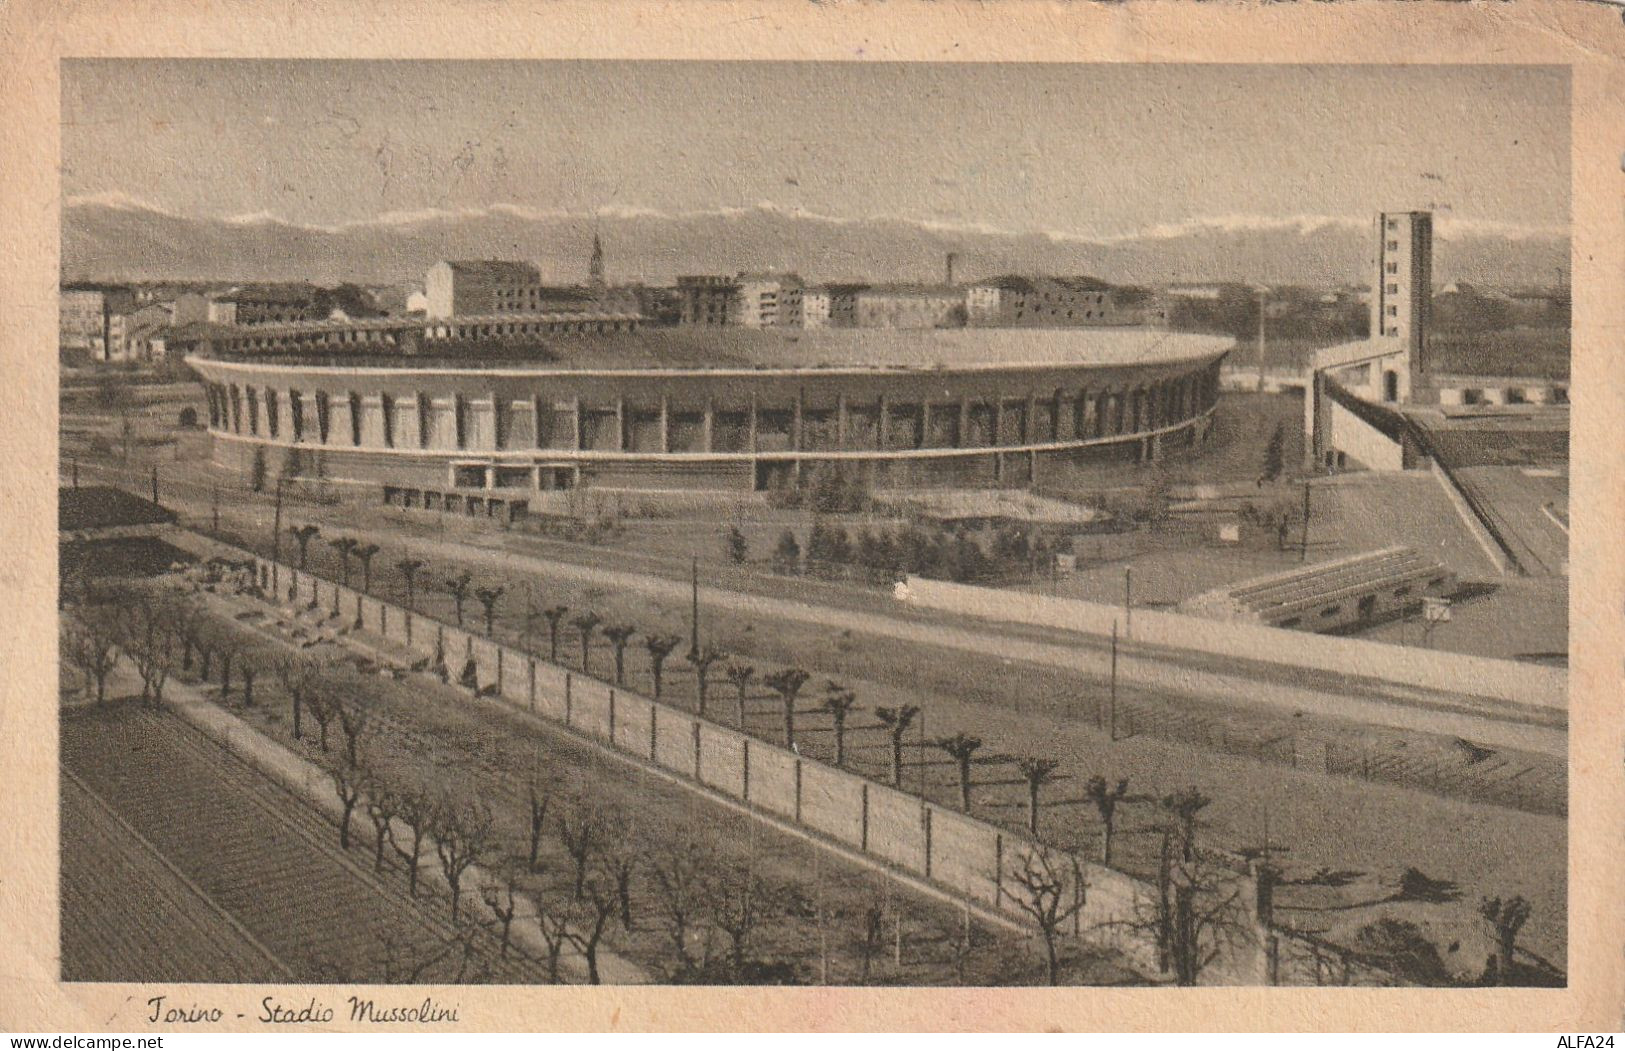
left=772, top=529, right=801, bottom=574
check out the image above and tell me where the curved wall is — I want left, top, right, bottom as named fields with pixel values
left=187, top=350, right=1228, bottom=494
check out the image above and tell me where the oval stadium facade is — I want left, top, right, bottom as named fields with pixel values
left=186, top=316, right=1231, bottom=503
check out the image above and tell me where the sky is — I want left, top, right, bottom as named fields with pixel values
left=61, top=61, right=1570, bottom=239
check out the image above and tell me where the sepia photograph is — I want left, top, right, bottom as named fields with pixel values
left=49, top=58, right=1577, bottom=995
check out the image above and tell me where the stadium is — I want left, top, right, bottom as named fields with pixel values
left=185, top=318, right=1230, bottom=508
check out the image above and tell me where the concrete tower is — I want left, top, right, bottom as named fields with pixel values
left=1371, top=210, right=1433, bottom=400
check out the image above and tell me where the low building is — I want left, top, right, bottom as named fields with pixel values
left=208, top=285, right=323, bottom=326
left=676, top=275, right=738, bottom=326
left=1178, top=546, right=1456, bottom=633
left=852, top=284, right=964, bottom=329
left=732, top=272, right=801, bottom=328
left=60, top=284, right=136, bottom=355
left=966, top=276, right=1122, bottom=327
left=795, top=286, right=832, bottom=328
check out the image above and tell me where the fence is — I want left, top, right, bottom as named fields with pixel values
left=245, top=548, right=1304, bottom=985
left=901, top=576, right=1566, bottom=714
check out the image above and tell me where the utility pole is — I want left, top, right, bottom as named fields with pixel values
left=1256, top=285, right=1268, bottom=392
left=690, top=555, right=700, bottom=657
left=1109, top=620, right=1119, bottom=742
left=1123, top=566, right=1133, bottom=638
left=1300, top=480, right=1311, bottom=563
left=272, top=478, right=284, bottom=563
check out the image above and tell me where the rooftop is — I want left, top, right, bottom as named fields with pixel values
left=196, top=325, right=1231, bottom=372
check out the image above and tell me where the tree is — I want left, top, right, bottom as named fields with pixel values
left=1262, top=422, right=1286, bottom=483
left=685, top=646, right=725, bottom=718
left=707, top=864, right=779, bottom=974
left=328, top=759, right=364, bottom=851
left=533, top=898, right=573, bottom=983
left=392, top=781, right=434, bottom=897
left=772, top=529, right=801, bottom=574
left=395, top=558, right=425, bottom=611
left=763, top=668, right=811, bottom=749
left=559, top=801, right=605, bottom=900
left=542, top=605, right=569, bottom=662
left=328, top=536, right=358, bottom=588
left=820, top=682, right=861, bottom=767
left=354, top=543, right=380, bottom=594
left=724, top=662, right=756, bottom=728
left=648, top=842, right=714, bottom=977
left=1017, top=756, right=1062, bottom=835
left=571, top=612, right=602, bottom=674
left=240, top=655, right=257, bottom=707
left=62, top=607, right=119, bottom=705
left=1480, top=895, right=1532, bottom=986
left=874, top=705, right=921, bottom=788
left=526, top=770, right=557, bottom=874
left=432, top=796, right=494, bottom=923
left=602, top=624, right=636, bottom=685
left=643, top=634, right=681, bottom=699
left=567, top=873, right=620, bottom=985
left=480, top=865, right=523, bottom=959
left=290, top=524, right=321, bottom=569
left=275, top=654, right=319, bottom=741
left=361, top=768, right=401, bottom=872
left=335, top=696, right=371, bottom=770
left=475, top=585, right=505, bottom=636
left=936, top=733, right=984, bottom=812
left=305, top=679, right=337, bottom=753
left=726, top=526, right=748, bottom=564
left=1085, top=775, right=1132, bottom=868
left=1006, top=846, right=1086, bottom=985
left=1147, top=786, right=1247, bottom=986
left=444, top=571, right=472, bottom=627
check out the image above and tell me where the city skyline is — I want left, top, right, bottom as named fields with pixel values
left=62, top=61, right=1570, bottom=242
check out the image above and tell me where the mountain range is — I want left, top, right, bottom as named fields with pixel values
left=62, top=195, right=1569, bottom=290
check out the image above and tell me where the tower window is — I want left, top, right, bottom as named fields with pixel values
left=1387, top=240, right=1399, bottom=251
left=1386, top=262, right=1399, bottom=274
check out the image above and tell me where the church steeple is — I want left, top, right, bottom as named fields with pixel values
left=589, top=226, right=605, bottom=292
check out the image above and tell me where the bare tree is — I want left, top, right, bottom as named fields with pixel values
left=336, top=697, right=371, bottom=771
left=601, top=830, right=640, bottom=932
left=305, top=681, right=337, bottom=753
left=763, top=667, right=811, bottom=749
left=820, top=682, right=861, bottom=767
left=480, top=864, right=523, bottom=958
left=685, top=646, right=725, bottom=718
left=392, top=781, right=434, bottom=897
left=274, top=653, right=318, bottom=741
left=1017, top=756, right=1062, bottom=835
left=936, top=733, right=984, bottom=812
left=328, top=536, right=358, bottom=588
left=1479, top=895, right=1532, bottom=986
left=707, top=864, right=779, bottom=975
left=350, top=543, right=379, bottom=595
left=432, top=795, right=495, bottom=923
left=724, top=662, right=756, bottom=728
left=526, top=770, right=558, bottom=874
left=647, top=842, right=714, bottom=977
left=290, top=524, right=321, bottom=569
left=1085, top=775, right=1132, bottom=868
left=602, top=624, right=636, bottom=686
left=1006, top=846, right=1086, bottom=985
left=445, top=570, right=472, bottom=627
left=566, top=874, right=620, bottom=985
left=559, top=800, right=605, bottom=900
left=643, top=634, right=681, bottom=699
left=571, top=611, right=602, bottom=674
left=874, top=704, right=920, bottom=788
left=475, top=585, right=505, bottom=636
left=533, top=897, right=573, bottom=983
left=62, top=608, right=118, bottom=704
left=396, top=558, right=425, bottom=611
left=240, top=654, right=258, bottom=707
left=362, top=767, right=401, bottom=873
left=329, top=759, right=365, bottom=850
left=541, top=605, right=569, bottom=662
